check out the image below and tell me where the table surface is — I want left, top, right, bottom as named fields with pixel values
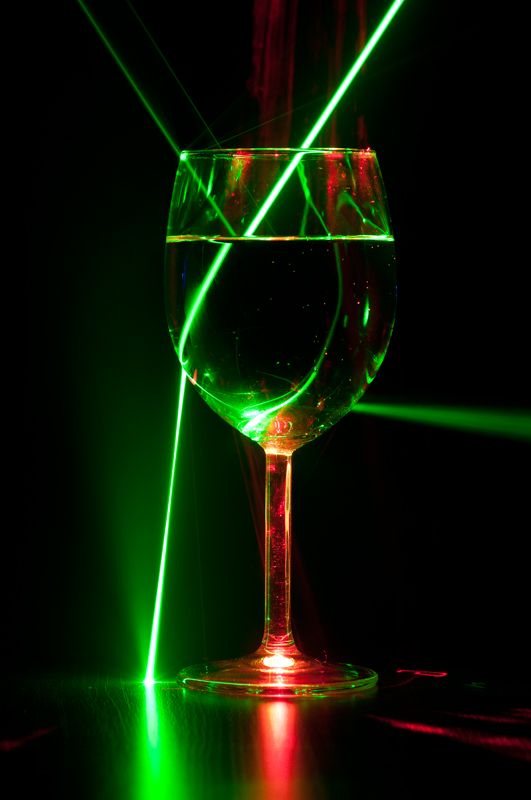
left=3, top=668, right=530, bottom=799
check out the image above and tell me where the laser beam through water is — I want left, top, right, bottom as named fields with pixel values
left=176, top=0, right=407, bottom=364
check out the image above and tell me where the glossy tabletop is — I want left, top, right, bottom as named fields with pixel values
left=3, top=669, right=530, bottom=798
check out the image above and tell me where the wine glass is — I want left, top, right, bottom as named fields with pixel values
left=165, top=148, right=396, bottom=696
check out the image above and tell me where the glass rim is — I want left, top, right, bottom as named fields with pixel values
left=179, top=147, right=377, bottom=158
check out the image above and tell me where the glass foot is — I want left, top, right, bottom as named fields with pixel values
left=177, top=646, right=377, bottom=697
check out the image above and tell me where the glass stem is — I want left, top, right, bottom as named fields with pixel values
left=261, top=451, right=296, bottom=651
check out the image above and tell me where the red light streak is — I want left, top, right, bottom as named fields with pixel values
left=381, top=669, right=448, bottom=688
left=0, top=726, right=56, bottom=752
left=356, top=0, right=368, bottom=145
left=395, top=669, right=448, bottom=678
left=371, top=715, right=531, bottom=763
left=447, top=710, right=531, bottom=725
left=249, top=0, right=298, bottom=146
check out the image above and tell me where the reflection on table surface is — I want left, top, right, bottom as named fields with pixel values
left=3, top=669, right=530, bottom=798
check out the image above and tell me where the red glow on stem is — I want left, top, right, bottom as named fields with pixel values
left=234, top=444, right=326, bottom=652
left=263, top=654, right=295, bottom=669
left=262, top=452, right=294, bottom=649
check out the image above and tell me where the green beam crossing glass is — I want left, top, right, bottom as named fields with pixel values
left=165, top=148, right=396, bottom=696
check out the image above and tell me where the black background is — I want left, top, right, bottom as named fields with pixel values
left=14, top=0, right=529, bottom=683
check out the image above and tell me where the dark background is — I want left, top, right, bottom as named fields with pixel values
left=14, top=0, right=528, bottom=682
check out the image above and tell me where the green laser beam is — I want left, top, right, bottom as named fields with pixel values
left=125, top=0, right=220, bottom=147
left=351, top=402, right=531, bottom=442
left=144, top=368, right=187, bottom=685
left=77, top=0, right=184, bottom=687
left=176, top=0, right=406, bottom=363
left=77, top=0, right=180, bottom=155
left=300, top=0, right=406, bottom=148
left=77, top=1, right=236, bottom=236
left=77, top=0, right=236, bottom=684
left=177, top=241, right=231, bottom=364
